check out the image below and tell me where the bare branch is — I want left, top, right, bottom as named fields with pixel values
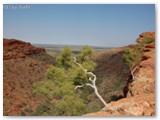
left=89, top=77, right=93, bottom=82
left=130, top=66, right=138, bottom=81
left=87, top=72, right=96, bottom=78
left=75, top=85, right=84, bottom=90
left=73, top=56, right=107, bottom=107
left=132, top=66, right=138, bottom=73
left=73, top=57, right=96, bottom=82
left=85, top=83, right=94, bottom=88
left=74, top=57, right=87, bottom=72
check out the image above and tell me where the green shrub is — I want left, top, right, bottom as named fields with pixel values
left=56, top=47, right=73, bottom=69
left=73, top=67, right=87, bottom=85
left=141, top=37, right=155, bottom=44
left=123, top=36, right=144, bottom=68
left=82, top=61, right=96, bottom=72
left=123, top=48, right=137, bottom=67
left=53, top=83, right=75, bottom=99
left=46, top=66, right=65, bottom=82
left=33, top=100, right=55, bottom=116
left=87, top=102, right=102, bottom=113
left=33, top=80, right=55, bottom=99
left=54, top=95, right=87, bottom=116
left=77, top=45, right=94, bottom=63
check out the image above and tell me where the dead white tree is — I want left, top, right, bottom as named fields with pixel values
left=73, top=57, right=107, bottom=106
left=130, top=66, right=138, bottom=81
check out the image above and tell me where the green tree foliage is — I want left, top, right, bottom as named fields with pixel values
left=77, top=45, right=94, bottom=62
left=33, top=80, right=55, bottom=99
left=77, top=45, right=96, bottom=71
left=72, top=67, right=88, bottom=85
left=56, top=47, right=73, bottom=69
left=32, top=100, right=55, bottom=116
left=123, top=36, right=154, bottom=68
left=33, top=45, right=96, bottom=116
left=54, top=95, right=87, bottom=116
left=46, top=67, right=65, bottom=81
left=53, top=83, right=75, bottom=99
left=45, top=66, right=66, bottom=86
left=123, top=48, right=139, bottom=67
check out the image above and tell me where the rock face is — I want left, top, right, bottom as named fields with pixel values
left=136, top=32, right=155, bottom=43
left=85, top=94, right=154, bottom=116
left=3, top=38, right=46, bottom=60
left=84, top=32, right=155, bottom=116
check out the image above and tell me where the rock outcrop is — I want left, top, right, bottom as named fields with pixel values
left=3, top=38, right=45, bottom=60
left=84, top=32, right=155, bottom=116
left=3, top=39, right=53, bottom=116
left=136, top=32, right=155, bottom=43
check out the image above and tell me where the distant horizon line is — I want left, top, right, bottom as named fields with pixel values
left=3, top=37, right=116, bottom=48
left=3, top=37, right=134, bottom=48
left=33, top=43, right=115, bottom=49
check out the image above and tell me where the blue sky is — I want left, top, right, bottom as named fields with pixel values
left=3, top=4, right=155, bottom=47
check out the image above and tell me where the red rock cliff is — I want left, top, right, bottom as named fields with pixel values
left=3, top=38, right=45, bottom=60
left=3, top=39, right=53, bottom=115
left=84, top=32, right=155, bottom=116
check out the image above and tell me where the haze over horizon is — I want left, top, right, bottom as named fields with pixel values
left=3, top=4, right=155, bottom=47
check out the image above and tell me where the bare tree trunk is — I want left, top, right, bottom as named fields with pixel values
left=93, top=86, right=107, bottom=106
left=74, top=57, right=107, bottom=107
left=130, top=66, right=138, bottom=81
